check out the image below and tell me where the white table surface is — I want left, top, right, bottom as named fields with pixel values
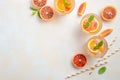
left=0, top=0, right=120, bottom=80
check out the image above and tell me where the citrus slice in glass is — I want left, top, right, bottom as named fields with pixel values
left=54, top=0, right=75, bottom=14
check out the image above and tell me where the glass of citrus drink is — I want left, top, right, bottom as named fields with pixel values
left=86, top=29, right=113, bottom=58
left=54, top=0, right=75, bottom=15
left=80, top=13, right=102, bottom=34
left=87, top=36, right=108, bottom=58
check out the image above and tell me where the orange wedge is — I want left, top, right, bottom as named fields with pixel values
left=99, top=29, right=113, bottom=38
left=99, top=46, right=105, bottom=53
left=78, top=2, right=87, bottom=16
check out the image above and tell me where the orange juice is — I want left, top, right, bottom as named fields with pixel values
left=80, top=13, right=102, bottom=34
left=54, top=0, right=75, bottom=14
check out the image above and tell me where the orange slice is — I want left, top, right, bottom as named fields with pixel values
left=78, top=2, right=87, bottom=16
left=99, top=29, right=113, bottom=38
left=101, top=6, right=117, bottom=21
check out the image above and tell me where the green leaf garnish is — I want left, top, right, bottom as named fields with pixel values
left=30, top=7, right=38, bottom=11
left=32, top=11, right=37, bottom=16
left=37, top=11, right=41, bottom=19
left=63, top=0, right=70, bottom=6
left=88, top=15, right=95, bottom=22
left=98, top=66, right=107, bottom=74
left=85, top=15, right=95, bottom=28
left=85, top=22, right=90, bottom=28
left=94, top=41, right=103, bottom=50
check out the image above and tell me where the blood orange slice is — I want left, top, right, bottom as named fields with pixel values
left=99, top=29, right=113, bottom=38
left=101, top=6, right=117, bottom=21
left=39, top=6, right=54, bottom=21
left=78, top=2, right=87, bottom=16
left=72, top=54, right=87, bottom=68
left=32, top=0, right=47, bottom=9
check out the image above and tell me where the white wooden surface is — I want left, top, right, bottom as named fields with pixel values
left=0, top=0, right=120, bottom=80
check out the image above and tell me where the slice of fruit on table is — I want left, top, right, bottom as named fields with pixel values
left=101, top=6, right=117, bottom=21
left=80, top=13, right=102, bottom=34
left=54, top=0, right=75, bottom=14
left=72, top=53, right=87, bottom=68
left=32, top=0, right=47, bottom=9
left=78, top=2, right=87, bottom=16
left=99, top=29, right=113, bottom=38
left=39, top=6, right=55, bottom=21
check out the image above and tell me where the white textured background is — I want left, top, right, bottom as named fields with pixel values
left=0, top=0, right=120, bottom=80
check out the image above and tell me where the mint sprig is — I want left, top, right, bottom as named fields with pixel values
left=98, top=66, right=107, bottom=74
left=30, top=6, right=41, bottom=19
left=63, top=0, right=70, bottom=6
left=94, top=41, right=103, bottom=50
left=32, top=11, right=37, bottom=16
left=37, top=11, right=41, bottom=19
left=88, top=15, right=94, bottom=22
left=30, top=7, right=38, bottom=11
left=85, top=15, right=95, bottom=28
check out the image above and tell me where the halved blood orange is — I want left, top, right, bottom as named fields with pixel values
left=39, top=6, right=54, bottom=21
left=101, top=6, right=117, bottom=21
left=78, top=2, right=87, bottom=16
left=72, top=53, right=87, bottom=68
left=32, top=0, right=47, bottom=9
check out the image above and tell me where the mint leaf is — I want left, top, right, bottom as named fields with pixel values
left=94, top=41, right=103, bottom=50
left=85, top=15, right=95, bottom=28
left=98, top=66, right=107, bottom=74
left=30, top=7, right=38, bottom=11
left=88, top=15, right=94, bottom=22
left=63, top=0, right=70, bottom=6
left=85, top=22, right=90, bottom=28
left=32, top=11, right=37, bottom=16
left=37, top=11, right=41, bottom=19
